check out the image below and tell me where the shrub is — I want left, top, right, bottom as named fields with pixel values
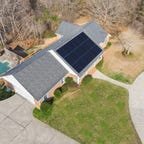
left=110, top=73, right=131, bottom=84
left=105, top=42, right=112, bottom=49
left=82, top=75, right=93, bottom=85
left=65, top=77, right=74, bottom=85
left=42, top=30, right=56, bottom=38
left=44, top=96, right=55, bottom=105
left=40, top=101, right=53, bottom=114
left=54, top=87, right=62, bottom=98
left=96, top=58, right=104, bottom=70
left=65, top=77, right=78, bottom=87
left=61, top=83, right=68, bottom=93
left=0, top=86, right=15, bottom=101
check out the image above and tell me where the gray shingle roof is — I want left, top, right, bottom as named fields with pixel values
left=83, top=22, right=108, bottom=44
left=56, top=21, right=81, bottom=37
left=53, top=32, right=104, bottom=77
left=56, top=21, right=108, bottom=45
left=4, top=21, right=108, bottom=100
left=51, top=21, right=107, bottom=77
left=5, top=52, right=68, bottom=100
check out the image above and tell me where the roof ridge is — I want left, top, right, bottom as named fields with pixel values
left=61, top=20, right=81, bottom=28
left=82, top=21, right=97, bottom=28
left=4, top=49, right=48, bottom=75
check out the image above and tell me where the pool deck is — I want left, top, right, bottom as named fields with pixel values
left=0, top=49, right=19, bottom=72
left=0, top=61, right=12, bottom=75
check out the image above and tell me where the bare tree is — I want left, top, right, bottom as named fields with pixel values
left=0, top=0, right=142, bottom=51
left=85, top=0, right=140, bottom=34
left=0, top=0, right=42, bottom=45
left=117, top=36, right=134, bottom=55
left=132, top=0, right=144, bottom=34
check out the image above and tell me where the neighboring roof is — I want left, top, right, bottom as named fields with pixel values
left=56, top=21, right=108, bottom=45
left=83, top=22, right=108, bottom=44
left=5, top=52, right=68, bottom=100
left=56, top=21, right=81, bottom=38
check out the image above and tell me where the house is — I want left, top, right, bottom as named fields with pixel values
left=1, top=21, right=110, bottom=106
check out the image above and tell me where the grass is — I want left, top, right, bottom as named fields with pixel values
left=26, top=46, right=41, bottom=55
left=42, top=30, right=56, bottom=38
left=110, top=73, right=132, bottom=84
left=96, top=59, right=133, bottom=84
left=105, top=42, right=112, bottom=50
left=33, top=79, right=140, bottom=144
left=96, top=58, right=104, bottom=71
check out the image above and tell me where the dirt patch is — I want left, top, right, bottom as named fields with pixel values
left=74, top=16, right=92, bottom=25
left=38, top=36, right=60, bottom=49
left=102, top=28, right=144, bottom=81
left=63, top=89, right=80, bottom=100
left=25, top=36, right=60, bottom=55
left=9, top=39, right=44, bottom=50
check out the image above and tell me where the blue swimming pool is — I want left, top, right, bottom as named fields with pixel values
left=0, top=61, right=11, bottom=75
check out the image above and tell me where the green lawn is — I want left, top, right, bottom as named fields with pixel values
left=33, top=79, right=140, bottom=144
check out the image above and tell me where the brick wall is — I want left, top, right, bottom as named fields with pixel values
left=48, top=80, right=63, bottom=97
left=36, top=55, right=103, bottom=106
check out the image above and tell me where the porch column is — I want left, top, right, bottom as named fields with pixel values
left=77, top=76, right=80, bottom=85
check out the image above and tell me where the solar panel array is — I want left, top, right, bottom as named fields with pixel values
left=57, top=32, right=102, bottom=73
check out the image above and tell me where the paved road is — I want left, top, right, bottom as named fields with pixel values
left=0, top=94, right=79, bottom=144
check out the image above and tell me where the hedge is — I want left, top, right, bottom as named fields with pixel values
left=0, top=86, right=15, bottom=101
left=54, top=87, right=62, bottom=98
left=40, top=101, right=53, bottom=114
left=82, top=75, right=93, bottom=85
left=65, top=77, right=78, bottom=87
left=61, top=83, right=68, bottom=93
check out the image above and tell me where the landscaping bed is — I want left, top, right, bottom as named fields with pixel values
left=0, top=85, right=14, bottom=101
left=33, top=78, right=140, bottom=144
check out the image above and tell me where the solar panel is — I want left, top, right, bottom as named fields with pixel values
left=57, top=32, right=102, bottom=73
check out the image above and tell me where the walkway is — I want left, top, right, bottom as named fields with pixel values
left=93, top=70, right=144, bottom=144
left=0, top=94, right=79, bottom=144
left=129, top=73, right=144, bottom=144
left=93, top=70, right=130, bottom=89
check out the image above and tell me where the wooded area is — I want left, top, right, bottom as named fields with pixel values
left=0, top=0, right=143, bottom=49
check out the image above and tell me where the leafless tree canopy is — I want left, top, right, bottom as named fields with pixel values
left=85, top=0, right=141, bottom=33
left=0, top=0, right=143, bottom=48
left=0, top=0, right=40, bottom=44
left=132, top=0, right=144, bottom=34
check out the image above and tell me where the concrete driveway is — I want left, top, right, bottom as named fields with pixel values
left=129, top=73, right=144, bottom=144
left=0, top=94, right=79, bottom=144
